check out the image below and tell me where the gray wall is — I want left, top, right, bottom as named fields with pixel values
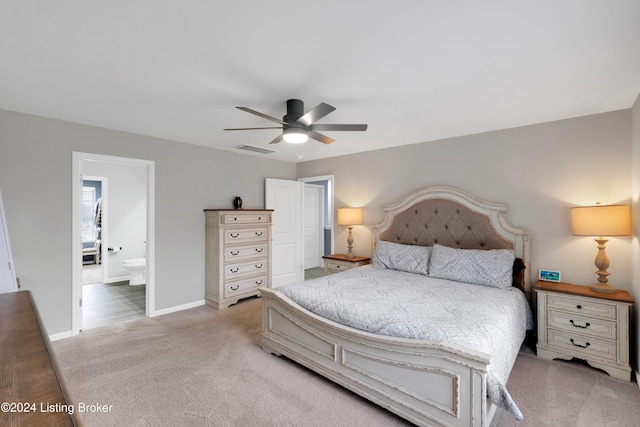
left=0, top=108, right=296, bottom=335
left=297, top=110, right=633, bottom=290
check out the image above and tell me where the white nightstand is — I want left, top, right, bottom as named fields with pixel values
left=535, top=280, right=633, bottom=381
left=322, top=254, right=370, bottom=275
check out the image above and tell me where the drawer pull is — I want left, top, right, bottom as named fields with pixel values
left=255, top=263, right=263, bottom=269
left=576, top=305, right=582, bottom=309
left=570, top=320, right=590, bottom=329
left=230, top=284, right=239, bottom=291
left=230, top=233, right=240, bottom=238
left=569, top=338, right=590, bottom=349
left=230, top=250, right=239, bottom=256
left=255, top=231, right=263, bottom=237
left=230, top=268, right=239, bottom=273
left=255, top=248, right=263, bottom=253
left=255, top=280, right=263, bottom=285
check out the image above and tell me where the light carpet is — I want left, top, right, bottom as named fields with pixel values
left=53, top=297, right=640, bottom=427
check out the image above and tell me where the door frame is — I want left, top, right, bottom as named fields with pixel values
left=298, top=174, right=335, bottom=256
left=303, top=183, right=324, bottom=269
left=72, top=152, right=156, bottom=335
left=81, top=175, right=107, bottom=284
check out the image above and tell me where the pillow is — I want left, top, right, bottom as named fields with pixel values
left=372, top=241, right=430, bottom=275
left=428, top=244, right=515, bottom=289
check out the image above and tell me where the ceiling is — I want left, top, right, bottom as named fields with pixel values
left=1, top=1, right=639, bottom=163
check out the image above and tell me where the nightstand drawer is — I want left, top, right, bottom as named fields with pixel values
left=325, top=260, right=352, bottom=272
left=547, top=329, right=616, bottom=361
left=547, top=310, right=616, bottom=340
left=547, top=294, right=617, bottom=320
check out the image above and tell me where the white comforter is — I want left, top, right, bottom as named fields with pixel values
left=278, top=265, right=533, bottom=420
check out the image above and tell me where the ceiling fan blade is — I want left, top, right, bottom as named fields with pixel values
left=309, top=124, right=368, bottom=132
left=237, top=107, right=288, bottom=125
left=224, top=127, right=283, bottom=131
left=308, top=131, right=335, bottom=145
left=268, top=134, right=284, bottom=144
left=298, top=103, right=336, bottom=126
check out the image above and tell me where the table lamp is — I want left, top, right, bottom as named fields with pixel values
left=571, top=203, right=631, bottom=293
left=337, top=207, right=363, bottom=258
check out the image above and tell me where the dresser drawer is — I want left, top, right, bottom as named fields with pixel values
left=224, top=227, right=268, bottom=244
left=224, top=275, right=268, bottom=298
left=547, top=329, right=616, bottom=361
left=224, top=258, right=268, bottom=280
left=547, top=310, right=616, bottom=340
left=547, top=294, right=617, bottom=320
left=224, top=243, right=268, bottom=263
left=222, top=213, right=271, bottom=224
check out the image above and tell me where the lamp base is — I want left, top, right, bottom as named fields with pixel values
left=590, top=283, right=617, bottom=294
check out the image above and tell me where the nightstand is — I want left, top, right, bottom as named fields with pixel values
left=534, top=280, right=633, bottom=381
left=322, top=254, right=370, bottom=275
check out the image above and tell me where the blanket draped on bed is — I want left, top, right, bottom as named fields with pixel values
left=278, top=265, right=534, bottom=421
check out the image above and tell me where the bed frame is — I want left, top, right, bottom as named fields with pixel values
left=260, top=186, right=531, bottom=427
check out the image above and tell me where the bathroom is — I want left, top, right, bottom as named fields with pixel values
left=81, top=158, right=147, bottom=330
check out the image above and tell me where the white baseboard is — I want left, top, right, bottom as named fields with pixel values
left=151, top=299, right=205, bottom=317
left=49, top=330, right=75, bottom=342
left=48, top=300, right=205, bottom=341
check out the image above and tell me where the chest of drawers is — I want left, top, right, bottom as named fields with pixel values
left=205, top=209, right=273, bottom=309
left=535, top=281, right=633, bottom=381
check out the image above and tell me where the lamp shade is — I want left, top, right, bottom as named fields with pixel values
left=571, top=204, right=631, bottom=236
left=282, top=128, right=308, bottom=143
left=337, top=207, right=363, bottom=226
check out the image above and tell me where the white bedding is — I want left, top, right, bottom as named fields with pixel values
left=278, top=265, right=534, bottom=420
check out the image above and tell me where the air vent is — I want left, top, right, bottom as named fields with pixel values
left=234, top=144, right=277, bottom=154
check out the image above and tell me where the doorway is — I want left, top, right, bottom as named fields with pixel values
left=72, top=152, right=155, bottom=335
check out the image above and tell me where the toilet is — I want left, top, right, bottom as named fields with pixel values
left=122, top=257, right=145, bottom=286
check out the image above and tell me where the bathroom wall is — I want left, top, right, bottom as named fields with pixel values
left=83, top=160, right=147, bottom=281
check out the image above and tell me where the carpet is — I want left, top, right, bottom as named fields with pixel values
left=53, top=297, right=640, bottom=427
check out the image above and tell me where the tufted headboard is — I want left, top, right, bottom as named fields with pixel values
left=373, top=186, right=532, bottom=298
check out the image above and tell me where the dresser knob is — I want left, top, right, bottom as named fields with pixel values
left=576, top=305, right=582, bottom=309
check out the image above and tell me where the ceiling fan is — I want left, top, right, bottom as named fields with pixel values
left=224, top=99, right=367, bottom=145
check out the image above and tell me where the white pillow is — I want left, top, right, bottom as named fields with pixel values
left=428, top=244, right=515, bottom=289
left=372, top=241, right=430, bottom=276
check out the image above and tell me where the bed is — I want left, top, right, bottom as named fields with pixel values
left=260, top=186, right=532, bottom=427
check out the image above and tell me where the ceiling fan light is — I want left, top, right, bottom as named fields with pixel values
left=283, top=128, right=308, bottom=143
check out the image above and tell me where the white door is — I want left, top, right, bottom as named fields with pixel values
left=0, top=190, right=18, bottom=294
left=304, top=184, right=324, bottom=269
left=265, top=178, right=303, bottom=288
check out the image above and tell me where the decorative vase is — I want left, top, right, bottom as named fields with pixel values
left=233, top=196, right=243, bottom=210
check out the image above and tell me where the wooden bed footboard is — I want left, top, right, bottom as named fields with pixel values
left=260, top=287, right=493, bottom=427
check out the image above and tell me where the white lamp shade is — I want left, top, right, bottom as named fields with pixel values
left=571, top=204, right=631, bottom=236
left=337, top=207, right=363, bottom=226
